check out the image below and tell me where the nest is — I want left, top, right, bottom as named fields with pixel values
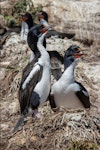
left=1, top=103, right=100, bottom=150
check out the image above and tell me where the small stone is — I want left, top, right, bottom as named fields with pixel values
left=1, top=124, right=9, bottom=130
left=65, top=113, right=83, bottom=121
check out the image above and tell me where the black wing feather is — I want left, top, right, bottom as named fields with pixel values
left=48, top=51, right=63, bottom=80
left=21, top=55, right=40, bottom=84
left=48, top=51, right=63, bottom=64
left=75, top=81, right=90, bottom=108
left=19, top=64, right=43, bottom=114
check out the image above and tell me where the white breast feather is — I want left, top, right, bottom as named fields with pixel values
left=34, top=64, right=51, bottom=103
left=30, top=51, right=35, bottom=62
left=22, top=64, right=40, bottom=89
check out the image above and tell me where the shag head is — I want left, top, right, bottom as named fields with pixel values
left=38, top=26, right=50, bottom=45
left=64, top=45, right=83, bottom=69
left=38, top=11, right=49, bottom=35
left=20, top=12, right=33, bottom=29
left=38, top=11, right=48, bottom=22
left=65, top=45, right=82, bottom=58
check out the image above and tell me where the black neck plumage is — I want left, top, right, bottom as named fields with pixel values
left=64, top=56, right=75, bottom=70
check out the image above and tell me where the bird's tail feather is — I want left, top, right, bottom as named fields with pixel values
left=13, top=115, right=24, bottom=133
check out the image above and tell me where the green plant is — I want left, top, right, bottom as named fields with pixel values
left=4, top=0, right=43, bottom=27
left=29, top=5, right=43, bottom=24
left=12, top=0, right=27, bottom=14
left=4, top=16, right=16, bottom=27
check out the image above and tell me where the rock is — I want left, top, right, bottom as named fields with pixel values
left=0, top=15, right=6, bottom=28
left=0, top=28, right=7, bottom=37
left=4, top=33, right=21, bottom=47
left=0, top=68, right=6, bottom=80
left=0, top=0, right=19, bottom=16
left=32, top=0, right=100, bottom=48
left=0, top=1, right=12, bottom=15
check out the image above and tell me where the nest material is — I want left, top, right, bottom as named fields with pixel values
left=1, top=103, right=100, bottom=150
